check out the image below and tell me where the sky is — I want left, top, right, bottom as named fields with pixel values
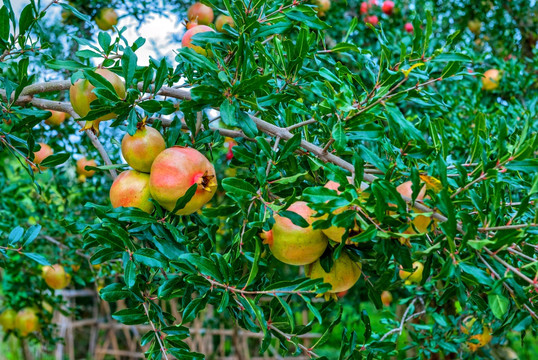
left=12, top=0, right=182, bottom=66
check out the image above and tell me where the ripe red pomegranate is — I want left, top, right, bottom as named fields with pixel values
left=360, top=2, right=369, bottom=14
left=381, top=1, right=394, bottom=15
left=264, top=201, right=328, bottom=265
left=121, top=126, right=166, bottom=173
left=306, top=252, right=361, bottom=294
left=182, top=25, right=215, bottom=55
left=110, top=170, right=154, bottom=213
left=404, top=22, right=414, bottom=33
left=32, top=143, right=53, bottom=172
left=364, top=15, right=379, bottom=26
left=187, top=2, right=214, bottom=25
left=69, top=68, right=126, bottom=134
left=149, top=147, right=217, bottom=215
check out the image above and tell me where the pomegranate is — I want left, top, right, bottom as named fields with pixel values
left=187, top=2, right=214, bottom=25
left=44, top=110, right=66, bottom=126
left=215, top=15, right=235, bottom=32
left=182, top=25, right=215, bottom=55
left=364, top=15, right=379, bottom=26
left=149, top=147, right=217, bottom=215
left=95, top=8, right=118, bottom=31
left=110, top=170, right=154, bottom=213
left=398, top=261, right=424, bottom=284
left=69, top=68, right=126, bottom=134
left=404, top=22, right=414, bottom=33
left=15, top=308, right=39, bottom=336
left=0, top=309, right=16, bottom=331
left=396, top=181, right=433, bottom=235
left=121, top=125, right=166, bottom=173
left=32, top=143, right=53, bottom=172
left=76, top=157, right=97, bottom=178
left=381, top=1, right=394, bottom=15
left=42, top=264, right=71, bottom=290
left=467, top=19, right=482, bottom=35
left=315, top=0, right=331, bottom=16
left=264, top=201, right=328, bottom=265
left=186, top=20, right=199, bottom=30
left=306, top=251, right=361, bottom=293
left=481, top=69, right=501, bottom=91
left=381, top=290, right=393, bottom=306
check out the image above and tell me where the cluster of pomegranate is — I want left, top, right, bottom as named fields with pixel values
left=359, top=0, right=413, bottom=33
left=181, top=2, right=235, bottom=55
left=109, top=123, right=217, bottom=215
left=262, top=179, right=432, bottom=297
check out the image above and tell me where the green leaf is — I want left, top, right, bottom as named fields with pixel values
left=169, top=184, right=198, bottom=215
left=124, top=260, right=136, bottom=288
left=39, top=152, right=70, bottom=167
left=122, top=47, right=138, bottom=86
left=279, top=210, right=309, bottom=228
left=59, top=2, right=91, bottom=22
left=23, top=252, right=50, bottom=266
left=0, top=6, right=10, bottom=41
left=488, top=294, right=509, bottom=319
left=112, top=308, right=147, bottom=325
left=7, top=226, right=24, bottom=246
left=222, top=177, right=257, bottom=197
left=133, top=248, right=168, bottom=268
left=332, top=122, right=346, bottom=152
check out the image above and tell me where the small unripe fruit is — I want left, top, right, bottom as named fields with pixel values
left=69, top=68, right=126, bottom=133
left=399, top=261, right=424, bottom=283
left=0, top=309, right=16, bottom=331
left=467, top=19, right=482, bottom=35
left=76, top=157, right=97, bottom=178
left=404, top=22, right=414, bottom=33
left=42, top=264, right=71, bottom=290
left=381, top=290, right=393, bottom=306
left=32, top=143, right=53, bottom=172
left=364, top=15, right=379, bottom=26
left=45, top=110, right=66, bottom=126
left=306, top=252, right=361, bottom=293
left=149, top=147, right=217, bottom=215
left=15, top=308, right=39, bottom=336
left=265, top=201, right=328, bottom=265
left=187, top=2, right=214, bottom=25
left=182, top=25, right=215, bottom=55
left=381, top=1, right=394, bottom=15
left=481, top=69, right=501, bottom=91
left=110, top=170, right=154, bottom=213
left=215, top=15, right=235, bottom=32
left=121, top=126, right=166, bottom=173
left=95, top=8, right=118, bottom=31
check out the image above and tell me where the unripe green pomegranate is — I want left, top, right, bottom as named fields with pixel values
left=0, top=309, right=16, bottom=331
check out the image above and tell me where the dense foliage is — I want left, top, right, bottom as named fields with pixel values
left=0, top=0, right=537, bottom=358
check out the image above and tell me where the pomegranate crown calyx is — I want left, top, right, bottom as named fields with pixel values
left=196, top=171, right=217, bottom=191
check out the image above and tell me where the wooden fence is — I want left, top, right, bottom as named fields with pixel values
left=53, top=289, right=320, bottom=360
